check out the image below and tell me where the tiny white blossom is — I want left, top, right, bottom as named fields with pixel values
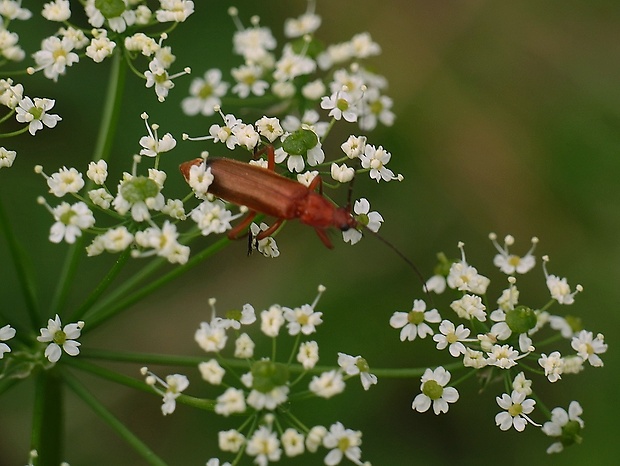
left=433, top=320, right=470, bottom=357
left=246, top=425, right=282, bottom=465
left=159, top=374, right=189, bottom=415
left=330, top=162, right=355, bottom=183
left=32, top=36, right=79, bottom=81
left=42, top=0, right=71, bottom=22
left=283, top=304, right=323, bottom=335
left=231, top=64, right=268, bottom=98
left=218, top=429, right=245, bottom=453
left=486, top=344, right=519, bottom=369
left=85, top=30, right=116, bottom=63
left=182, top=69, right=228, bottom=116
left=255, top=116, right=283, bottom=142
left=309, top=370, right=345, bottom=398
left=411, top=367, right=459, bottom=415
left=37, top=314, right=84, bottom=363
left=322, top=422, right=363, bottom=466
left=191, top=199, right=234, bottom=236
left=359, top=144, right=398, bottom=182
left=260, top=304, right=285, bottom=337
left=538, top=351, right=564, bottom=382
left=0, top=324, right=16, bottom=359
left=543, top=256, right=581, bottom=305
left=495, top=390, right=537, bottom=432
left=342, top=198, right=382, bottom=245
left=156, top=0, right=195, bottom=22
left=390, top=299, right=441, bottom=341
left=337, top=353, right=377, bottom=391
left=194, top=321, right=227, bottom=353
left=0, top=147, right=16, bottom=169
left=297, top=340, right=319, bottom=369
left=489, top=233, right=537, bottom=274
left=16, top=97, right=62, bottom=135
left=450, top=294, right=487, bottom=322
left=215, top=387, right=246, bottom=416
left=49, top=201, right=95, bottom=244
left=198, top=359, right=225, bottom=385
left=542, top=401, right=584, bottom=454
left=281, top=428, right=305, bottom=457
left=571, top=330, right=607, bottom=367
left=234, top=333, right=255, bottom=359
left=86, top=160, right=108, bottom=185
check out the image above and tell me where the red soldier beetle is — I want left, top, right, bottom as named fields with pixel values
left=180, top=146, right=430, bottom=293
left=179, top=145, right=357, bottom=249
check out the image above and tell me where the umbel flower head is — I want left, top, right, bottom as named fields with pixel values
left=391, top=234, right=607, bottom=453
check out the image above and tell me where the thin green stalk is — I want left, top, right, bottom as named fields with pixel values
left=49, top=51, right=127, bottom=319
left=62, top=368, right=168, bottom=466
left=83, top=236, right=230, bottom=332
left=31, top=371, right=63, bottom=466
left=0, top=198, right=40, bottom=325
left=69, top=249, right=131, bottom=321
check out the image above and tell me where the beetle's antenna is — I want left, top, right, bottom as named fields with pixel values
left=362, top=225, right=431, bottom=299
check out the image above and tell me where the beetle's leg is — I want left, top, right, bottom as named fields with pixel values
left=227, top=210, right=258, bottom=240
left=308, top=172, right=323, bottom=195
left=253, top=145, right=276, bottom=171
left=255, top=218, right=285, bottom=240
left=314, top=228, right=334, bottom=249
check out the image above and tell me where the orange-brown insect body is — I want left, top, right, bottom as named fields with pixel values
left=180, top=157, right=357, bottom=248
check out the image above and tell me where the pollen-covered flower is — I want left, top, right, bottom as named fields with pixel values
left=411, top=367, right=459, bottom=415
left=37, top=314, right=84, bottom=363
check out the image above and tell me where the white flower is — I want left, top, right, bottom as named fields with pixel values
left=124, top=33, right=158, bottom=56
left=250, top=222, right=280, bottom=258
left=232, top=25, right=276, bottom=63
left=447, top=262, right=490, bottom=295
left=412, top=367, right=459, bottom=415
left=85, top=30, right=116, bottom=63
left=495, top=390, right=537, bottom=432
left=359, top=144, right=398, bottom=182
left=0, top=324, right=16, bottom=359
left=194, top=321, right=227, bottom=353
left=309, top=370, right=345, bottom=398
left=297, top=340, right=319, bottom=369
left=198, top=359, right=225, bottom=385
left=156, top=0, right=194, bottom=22
left=85, top=0, right=136, bottom=33
left=232, top=123, right=259, bottom=150
left=49, top=201, right=95, bottom=244
left=260, top=304, right=285, bottom=337
left=32, top=36, right=79, bottom=81
left=182, top=69, right=228, bottom=116
left=42, top=1, right=71, bottom=22
left=0, top=79, right=24, bottom=109
left=160, top=374, right=189, bottom=415
left=450, top=294, right=487, bottom=321
left=283, top=304, right=323, bottom=335
left=390, top=299, right=441, bottom=341
left=322, top=422, right=363, bottom=466
left=273, top=45, right=316, bottom=82
left=234, top=333, right=255, bottom=359
left=255, top=116, right=283, bottom=142
left=231, top=64, right=268, bottom=98
left=281, top=428, right=305, bottom=457
left=302, top=79, right=326, bottom=100
left=218, top=429, right=245, bottom=453
left=37, top=314, right=84, bottom=363
left=0, top=0, right=32, bottom=20
left=538, top=351, right=564, bottom=382
left=433, top=320, right=470, bottom=357
left=542, top=401, right=584, bottom=454
left=246, top=425, right=281, bottom=465
left=215, top=387, right=246, bottom=416
left=342, top=198, right=382, bottom=245
left=350, top=32, right=381, bottom=58
left=486, top=344, right=519, bottom=369
left=306, top=425, right=327, bottom=453
left=185, top=161, right=214, bottom=198
left=462, top=348, right=487, bottom=369
left=512, top=372, right=532, bottom=395
left=571, top=330, right=607, bottom=367
left=246, top=384, right=289, bottom=411
left=190, top=199, right=235, bottom=236
left=209, top=113, right=241, bottom=149
left=284, top=8, right=321, bottom=38
left=0, top=147, right=16, bottom=169
left=489, top=233, right=537, bottom=274
left=337, top=353, right=377, bottom=391
left=15, top=97, right=62, bottom=135
left=86, top=160, right=108, bottom=185
left=543, top=256, right=581, bottom=304
left=47, top=166, right=84, bottom=197
left=330, top=162, right=355, bottom=183
left=134, top=221, right=189, bottom=264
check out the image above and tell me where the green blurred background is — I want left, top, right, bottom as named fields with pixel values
left=1, top=1, right=618, bottom=464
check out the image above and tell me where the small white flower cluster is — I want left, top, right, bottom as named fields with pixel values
left=34, top=114, right=209, bottom=263
left=390, top=234, right=607, bottom=453
left=146, top=286, right=372, bottom=465
left=3, top=1, right=194, bottom=100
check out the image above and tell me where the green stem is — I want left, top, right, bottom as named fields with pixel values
left=61, top=368, right=168, bottom=466
left=69, top=249, right=131, bottom=321
left=0, top=197, right=40, bottom=326
left=83, top=236, right=230, bottom=332
left=31, top=371, right=63, bottom=466
left=49, top=50, right=127, bottom=319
